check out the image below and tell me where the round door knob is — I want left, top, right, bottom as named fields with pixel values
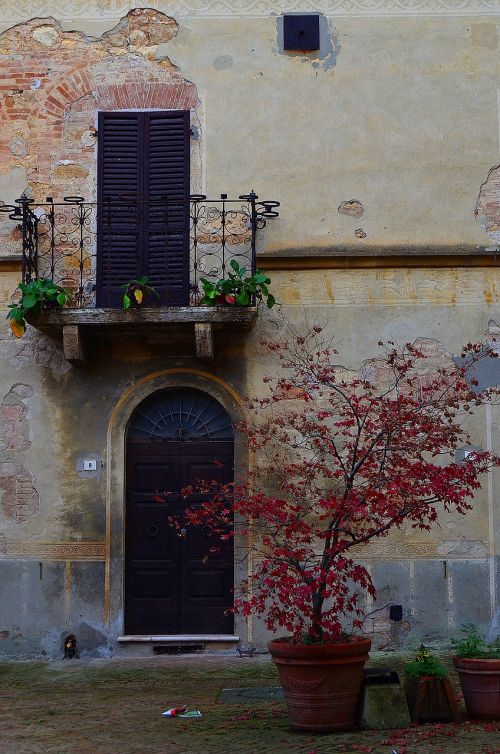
left=179, top=527, right=187, bottom=538
left=146, top=524, right=159, bottom=538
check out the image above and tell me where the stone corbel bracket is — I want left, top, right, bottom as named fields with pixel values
left=63, top=325, right=86, bottom=365
left=194, top=322, right=214, bottom=360
left=45, top=307, right=257, bottom=364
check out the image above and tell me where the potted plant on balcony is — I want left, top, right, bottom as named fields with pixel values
left=121, top=276, right=159, bottom=309
left=179, top=326, right=499, bottom=733
left=404, top=646, right=460, bottom=722
left=7, top=278, right=70, bottom=337
left=452, top=625, right=500, bottom=719
left=199, top=260, right=275, bottom=308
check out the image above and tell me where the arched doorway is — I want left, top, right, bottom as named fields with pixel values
left=125, top=387, right=234, bottom=635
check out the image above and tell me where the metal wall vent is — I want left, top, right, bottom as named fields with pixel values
left=153, top=644, right=205, bottom=655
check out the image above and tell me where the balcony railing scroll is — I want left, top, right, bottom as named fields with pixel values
left=0, top=192, right=280, bottom=308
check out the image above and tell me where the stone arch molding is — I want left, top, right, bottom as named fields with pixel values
left=104, top=369, right=247, bottom=635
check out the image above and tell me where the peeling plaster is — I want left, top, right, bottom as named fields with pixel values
left=476, top=164, right=500, bottom=246
left=0, top=384, right=33, bottom=452
left=0, top=462, right=39, bottom=523
left=0, top=326, right=71, bottom=375
left=339, top=199, right=364, bottom=219
left=362, top=603, right=411, bottom=650
left=0, top=8, right=201, bottom=252
left=0, top=384, right=38, bottom=524
left=1, top=10, right=178, bottom=55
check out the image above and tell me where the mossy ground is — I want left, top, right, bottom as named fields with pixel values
left=0, top=653, right=498, bottom=754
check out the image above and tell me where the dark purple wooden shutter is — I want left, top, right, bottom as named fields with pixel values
left=96, top=111, right=190, bottom=307
left=96, top=112, right=142, bottom=307
left=144, top=111, right=190, bottom=306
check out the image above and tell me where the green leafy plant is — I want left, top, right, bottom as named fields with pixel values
left=200, top=260, right=276, bottom=309
left=121, top=276, right=159, bottom=310
left=452, top=625, right=500, bottom=659
left=7, top=278, right=70, bottom=338
left=405, top=645, right=448, bottom=679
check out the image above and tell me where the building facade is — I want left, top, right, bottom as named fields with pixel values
left=0, top=0, right=499, bottom=658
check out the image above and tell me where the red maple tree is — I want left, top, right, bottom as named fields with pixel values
left=183, top=327, right=499, bottom=642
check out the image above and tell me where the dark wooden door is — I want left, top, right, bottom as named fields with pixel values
left=125, top=441, right=234, bottom=635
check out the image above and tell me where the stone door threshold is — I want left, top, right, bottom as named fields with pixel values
left=117, top=634, right=240, bottom=643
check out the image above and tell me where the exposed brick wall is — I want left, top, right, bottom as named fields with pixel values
left=0, top=461, right=39, bottom=523
left=0, top=384, right=38, bottom=524
left=0, top=384, right=32, bottom=452
left=0, top=9, right=199, bottom=270
left=476, top=164, right=500, bottom=245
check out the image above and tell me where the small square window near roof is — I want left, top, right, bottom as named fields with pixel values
left=283, top=14, right=320, bottom=52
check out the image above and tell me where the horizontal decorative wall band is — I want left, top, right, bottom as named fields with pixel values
left=0, top=540, right=106, bottom=560
left=0, top=0, right=499, bottom=24
left=0, top=539, right=487, bottom=561
left=353, top=539, right=489, bottom=559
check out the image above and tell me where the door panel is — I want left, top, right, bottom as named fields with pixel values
left=179, top=449, right=234, bottom=634
left=125, top=447, right=180, bottom=633
left=125, top=441, right=234, bottom=635
left=134, top=567, right=173, bottom=598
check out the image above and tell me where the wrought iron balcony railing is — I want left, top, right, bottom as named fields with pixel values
left=0, top=193, right=280, bottom=308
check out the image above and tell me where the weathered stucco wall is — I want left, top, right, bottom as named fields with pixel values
left=1, top=3, right=500, bottom=657
left=0, top=265, right=499, bottom=655
left=1, top=7, right=500, bottom=250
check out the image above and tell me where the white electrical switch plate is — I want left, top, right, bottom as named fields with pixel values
left=83, top=459, right=97, bottom=471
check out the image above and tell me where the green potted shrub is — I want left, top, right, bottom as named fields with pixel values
left=121, top=276, right=159, bottom=309
left=404, top=646, right=460, bottom=722
left=200, top=260, right=275, bottom=308
left=7, top=278, right=70, bottom=337
left=452, top=625, right=500, bottom=720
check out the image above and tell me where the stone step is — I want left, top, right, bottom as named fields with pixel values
left=114, top=635, right=240, bottom=657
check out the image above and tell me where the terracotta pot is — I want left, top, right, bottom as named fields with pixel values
left=453, top=657, right=500, bottom=720
left=268, top=636, right=371, bottom=732
left=404, top=675, right=461, bottom=723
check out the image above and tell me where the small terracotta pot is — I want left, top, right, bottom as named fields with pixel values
left=404, top=675, right=461, bottom=723
left=453, top=656, right=500, bottom=720
left=268, top=637, right=371, bottom=732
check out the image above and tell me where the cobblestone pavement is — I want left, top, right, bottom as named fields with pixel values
left=0, top=652, right=499, bottom=754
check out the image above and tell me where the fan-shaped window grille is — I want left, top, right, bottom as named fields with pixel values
left=127, top=388, right=234, bottom=442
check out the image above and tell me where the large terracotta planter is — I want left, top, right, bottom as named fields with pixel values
left=453, top=657, right=500, bottom=720
left=268, top=637, right=371, bottom=732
